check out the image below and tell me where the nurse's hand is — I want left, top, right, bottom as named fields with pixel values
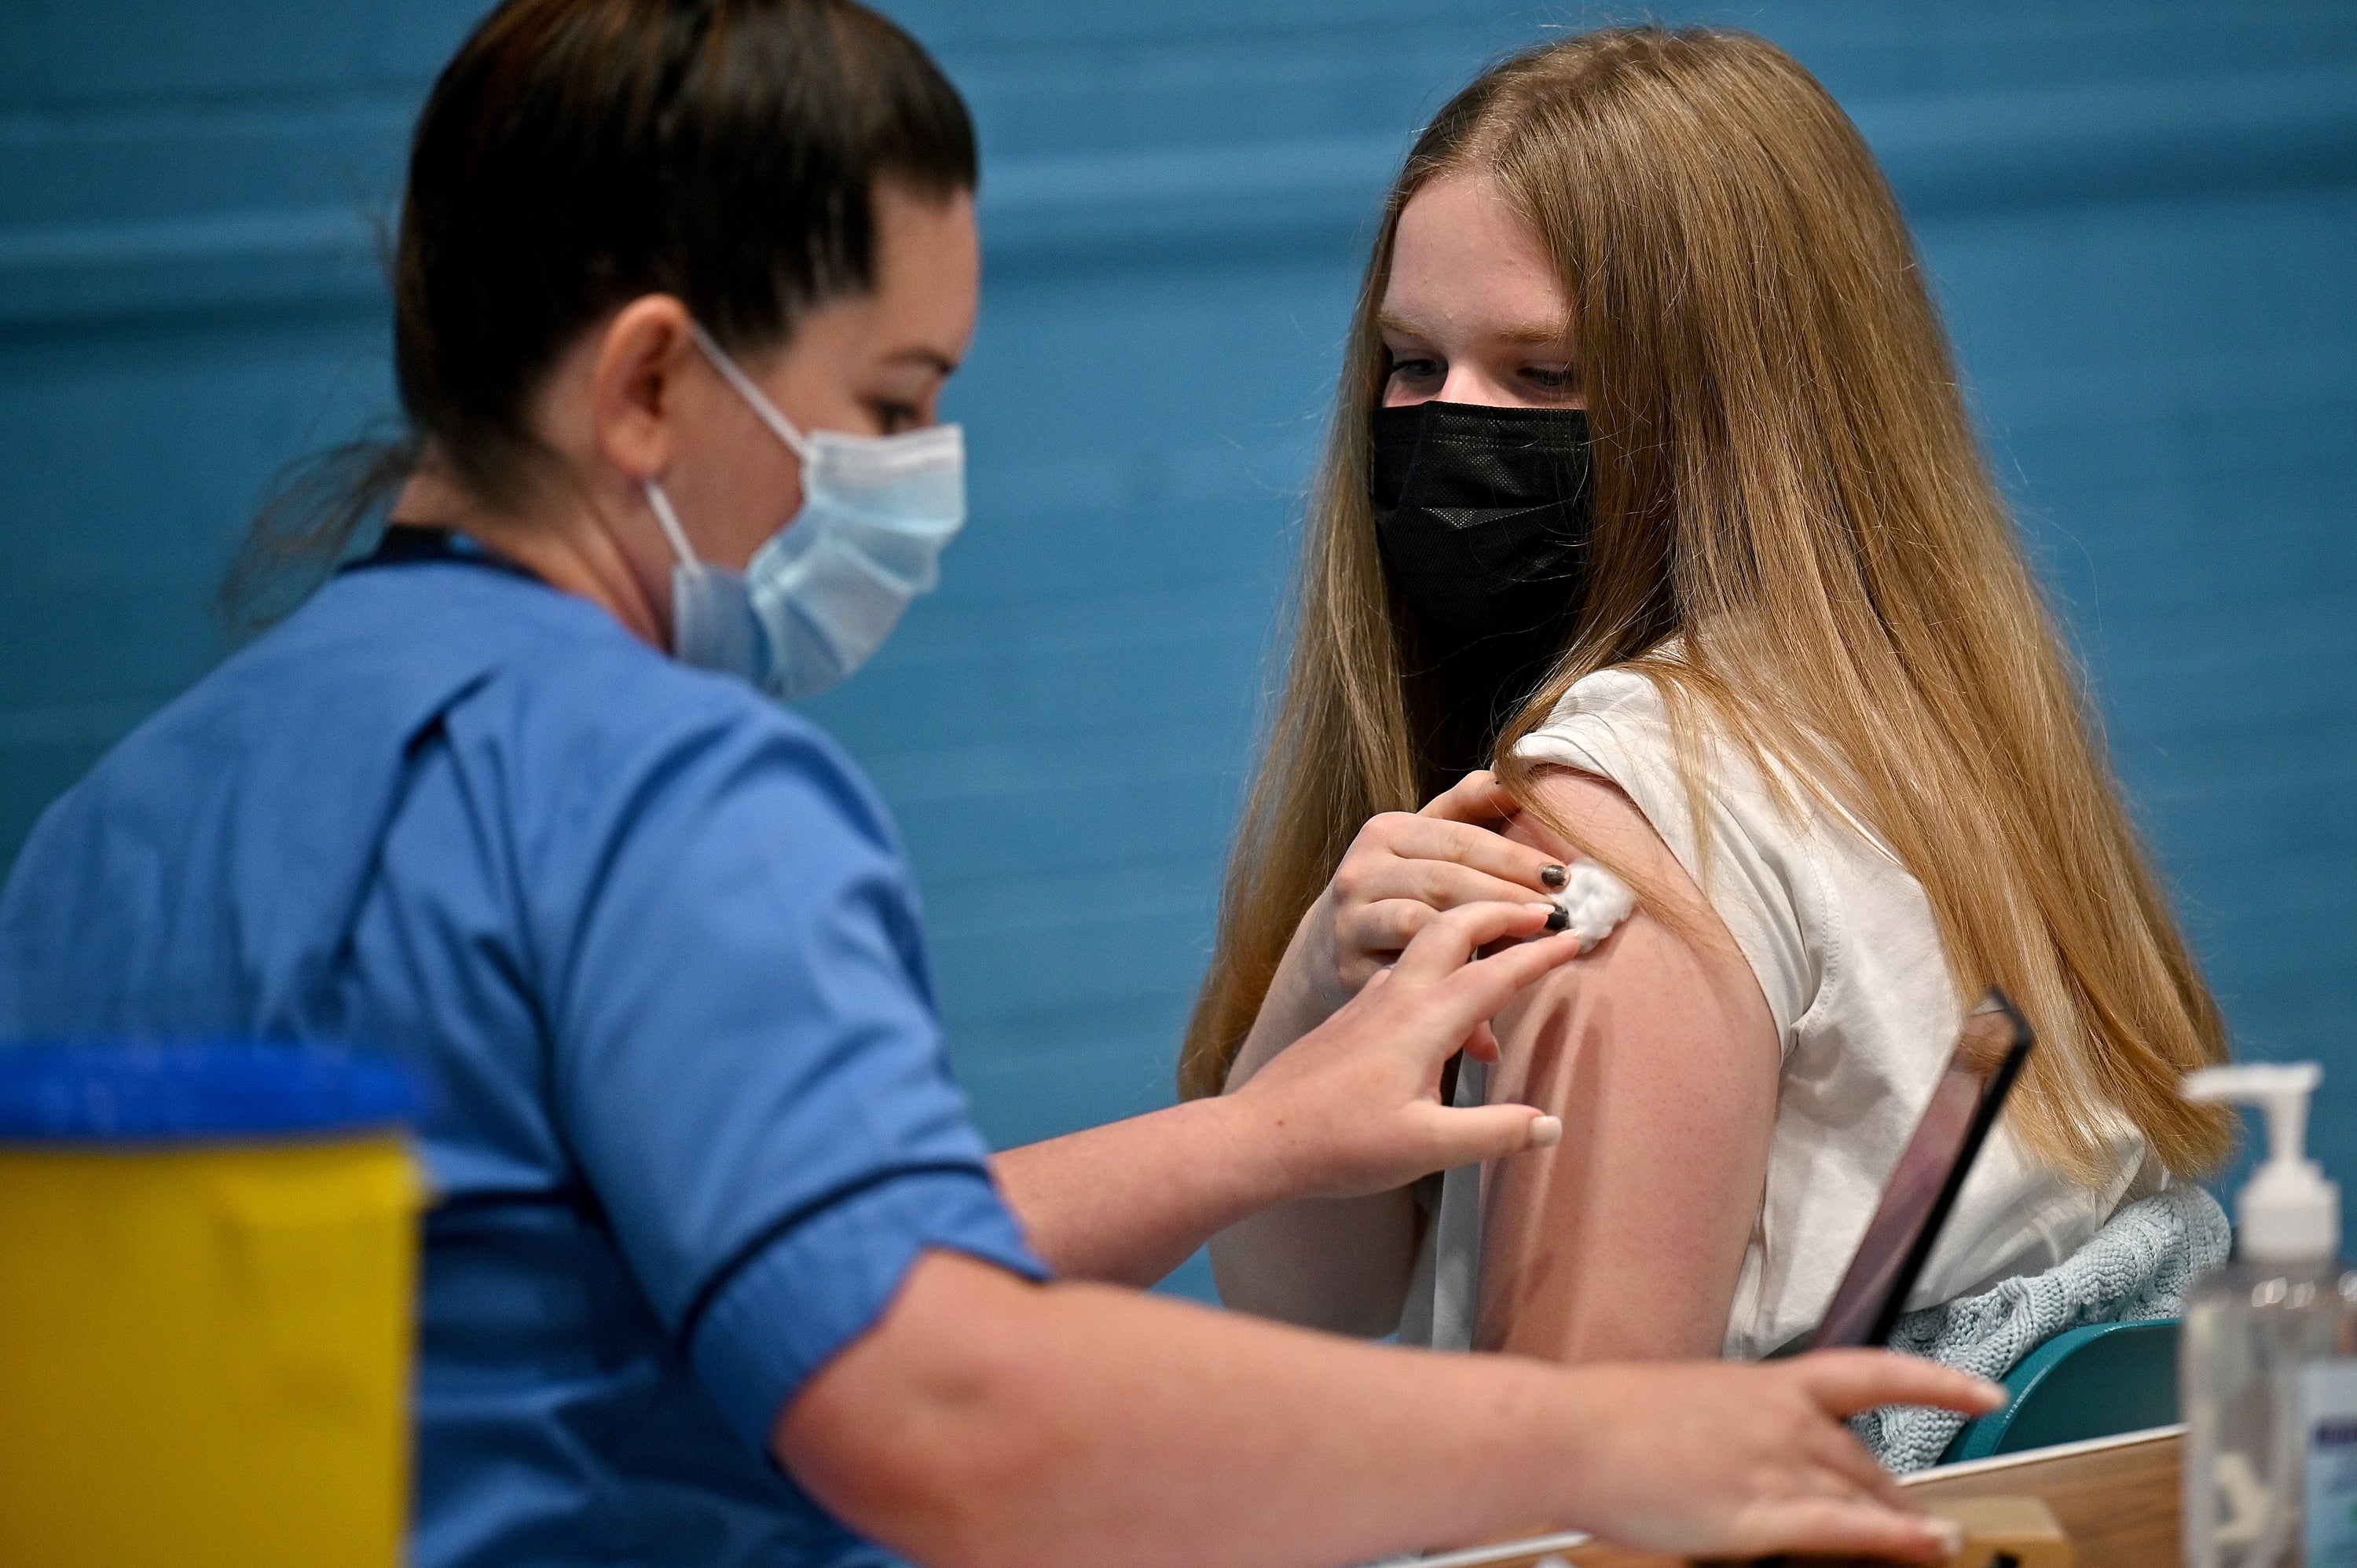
left=783, top=1251, right=2001, bottom=1568
left=1232, top=898, right=1581, bottom=1200
left=1550, top=1350, right=1997, bottom=1562
left=993, top=899, right=1582, bottom=1288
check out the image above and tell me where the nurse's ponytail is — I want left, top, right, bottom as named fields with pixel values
left=227, top=0, right=975, bottom=627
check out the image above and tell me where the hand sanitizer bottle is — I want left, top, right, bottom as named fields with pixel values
left=2183, top=1064, right=2357, bottom=1568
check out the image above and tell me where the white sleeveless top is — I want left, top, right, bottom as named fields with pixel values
left=1406, top=664, right=2160, bottom=1359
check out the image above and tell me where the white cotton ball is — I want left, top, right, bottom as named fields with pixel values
left=1557, top=859, right=1636, bottom=952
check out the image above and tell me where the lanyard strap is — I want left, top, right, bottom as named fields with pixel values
left=343, top=525, right=541, bottom=583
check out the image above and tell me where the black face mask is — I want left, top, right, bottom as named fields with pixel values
left=1370, top=400, right=1595, bottom=770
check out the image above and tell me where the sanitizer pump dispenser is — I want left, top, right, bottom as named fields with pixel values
left=2182, top=1064, right=2357, bottom=1568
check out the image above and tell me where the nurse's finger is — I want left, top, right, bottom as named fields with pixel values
left=1418, top=929, right=1589, bottom=1029
left=1788, top=1350, right=2007, bottom=1420
left=1375, top=935, right=1590, bottom=1061
left=1389, top=901, right=1560, bottom=982
left=1411, top=1101, right=1563, bottom=1167
left=1798, top=1420, right=1908, bottom=1510
left=1728, top=1498, right=1959, bottom=1566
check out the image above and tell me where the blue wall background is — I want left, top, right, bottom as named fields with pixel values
left=2, top=2, right=2352, bottom=1300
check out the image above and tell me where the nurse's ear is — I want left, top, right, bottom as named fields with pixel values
left=582, top=294, right=703, bottom=486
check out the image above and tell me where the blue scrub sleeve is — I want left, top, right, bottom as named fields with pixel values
left=543, top=709, right=1046, bottom=1451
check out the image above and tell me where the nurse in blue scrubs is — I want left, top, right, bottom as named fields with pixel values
left=0, top=2, right=1998, bottom=1566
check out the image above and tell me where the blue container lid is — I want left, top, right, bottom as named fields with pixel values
left=0, top=1041, right=426, bottom=1144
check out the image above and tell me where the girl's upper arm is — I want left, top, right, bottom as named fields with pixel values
left=1476, top=768, right=1782, bottom=1363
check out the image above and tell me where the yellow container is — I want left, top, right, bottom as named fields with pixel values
left=0, top=1047, right=424, bottom=1568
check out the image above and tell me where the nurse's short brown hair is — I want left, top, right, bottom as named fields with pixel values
left=229, top=0, right=973, bottom=623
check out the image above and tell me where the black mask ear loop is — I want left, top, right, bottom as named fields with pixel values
left=1369, top=401, right=1597, bottom=775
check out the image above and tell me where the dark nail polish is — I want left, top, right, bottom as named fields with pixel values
left=1540, top=863, right=1568, bottom=890
left=1545, top=903, right=1571, bottom=932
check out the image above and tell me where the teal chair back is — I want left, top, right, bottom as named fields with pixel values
left=1939, top=1319, right=2181, bottom=1465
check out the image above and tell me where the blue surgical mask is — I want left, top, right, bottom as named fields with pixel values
left=643, top=321, right=966, bottom=702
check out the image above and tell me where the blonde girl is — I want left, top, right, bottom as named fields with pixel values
left=1192, top=26, right=2234, bottom=1415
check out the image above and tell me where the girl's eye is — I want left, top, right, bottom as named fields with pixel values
left=873, top=401, right=922, bottom=434
left=1388, top=357, right=1442, bottom=385
left=1523, top=364, right=1579, bottom=393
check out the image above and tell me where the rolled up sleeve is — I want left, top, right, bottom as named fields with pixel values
left=687, top=1167, right=1037, bottom=1445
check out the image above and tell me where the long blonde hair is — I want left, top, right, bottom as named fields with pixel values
left=1178, top=25, right=2234, bottom=1185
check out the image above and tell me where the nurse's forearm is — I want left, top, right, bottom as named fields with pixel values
left=790, top=1251, right=1585, bottom=1568
left=990, top=1094, right=1308, bottom=1286
left=992, top=903, right=1581, bottom=1288
left=779, top=1250, right=1993, bottom=1568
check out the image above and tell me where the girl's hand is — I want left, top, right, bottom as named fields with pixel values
left=1292, top=770, right=1574, bottom=1024
left=1225, top=771, right=1578, bottom=1095
left=1232, top=899, right=1585, bottom=1200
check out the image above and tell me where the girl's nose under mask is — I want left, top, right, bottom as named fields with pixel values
left=1370, top=400, right=1594, bottom=768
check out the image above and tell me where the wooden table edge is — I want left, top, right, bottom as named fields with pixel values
left=1404, top=1425, right=2188, bottom=1568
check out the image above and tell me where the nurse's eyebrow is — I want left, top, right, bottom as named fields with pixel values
left=888, top=346, right=961, bottom=377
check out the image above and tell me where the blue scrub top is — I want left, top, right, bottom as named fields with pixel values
left=0, top=538, right=1046, bottom=1567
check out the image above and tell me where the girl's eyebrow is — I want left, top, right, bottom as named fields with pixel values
left=1376, top=309, right=1575, bottom=350
left=1498, top=317, right=1578, bottom=347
